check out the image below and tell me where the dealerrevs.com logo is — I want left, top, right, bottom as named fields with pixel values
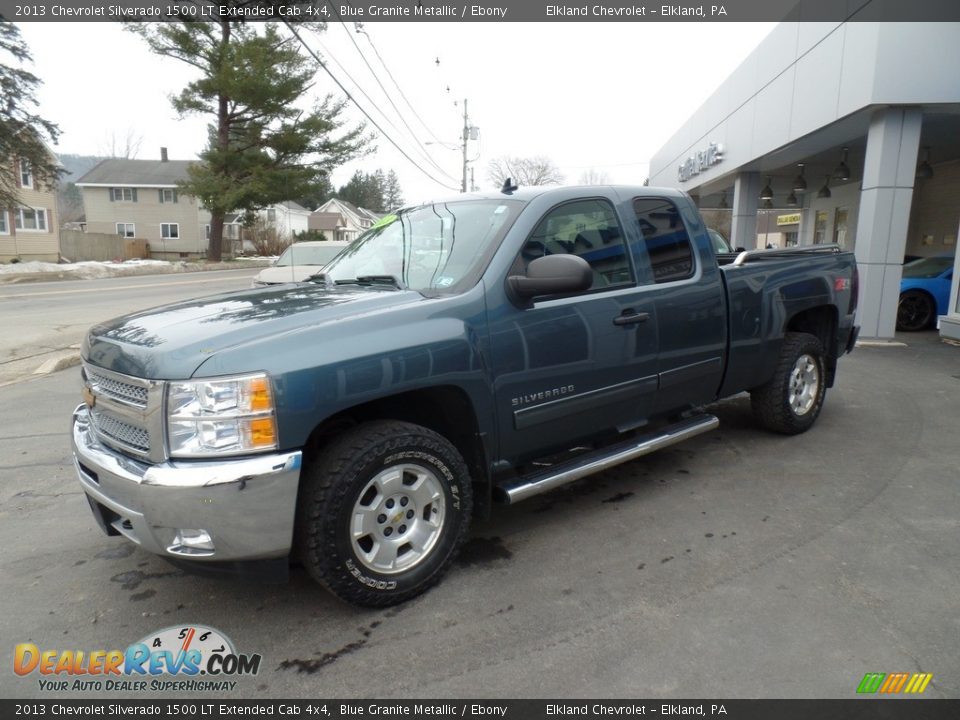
left=14, top=625, right=261, bottom=692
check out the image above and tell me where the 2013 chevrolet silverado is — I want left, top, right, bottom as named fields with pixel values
left=72, top=185, right=859, bottom=606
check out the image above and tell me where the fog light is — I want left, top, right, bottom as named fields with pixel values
left=167, top=529, right=215, bottom=556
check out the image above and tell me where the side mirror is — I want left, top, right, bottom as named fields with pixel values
left=507, top=254, right=593, bottom=304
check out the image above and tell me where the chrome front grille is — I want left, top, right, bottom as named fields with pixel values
left=87, top=369, right=148, bottom=407
left=82, top=363, right=164, bottom=462
left=90, top=411, right=151, bottom=453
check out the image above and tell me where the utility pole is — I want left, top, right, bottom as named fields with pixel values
left=461, top=98, right=469, bottom=193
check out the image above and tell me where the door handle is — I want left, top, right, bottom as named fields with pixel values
left=613, top=312, right=650, bottom=326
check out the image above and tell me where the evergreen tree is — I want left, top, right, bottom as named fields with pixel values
left=383, top=170, right=404, bottom=210
left=337, top=170, right=384, bottom=211
left=130, top=18, right=370, bottom=261
left=0, top=21, right=62, bottom=209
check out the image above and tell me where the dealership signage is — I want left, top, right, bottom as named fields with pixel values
left=777, top=213, right=801, bottom=226
left=677, top=142, right=724, bottom=182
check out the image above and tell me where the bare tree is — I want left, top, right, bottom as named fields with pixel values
left=98, top=128, right=143, bottom=159
left=578, top=168, right=610, bottom=185
left=487, top=155, right=564, bottom=188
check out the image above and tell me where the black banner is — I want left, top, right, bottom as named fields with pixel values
left=2, top=0, right=960, bottom=22
left=2, top=700, right=960, bottom=720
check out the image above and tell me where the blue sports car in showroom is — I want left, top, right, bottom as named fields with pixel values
left=897, top=255, right=955, bottom=331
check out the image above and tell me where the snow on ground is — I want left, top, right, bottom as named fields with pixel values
left=0, top=257, right=272, bottom=281
left=0, top=259, right=175, bottom=279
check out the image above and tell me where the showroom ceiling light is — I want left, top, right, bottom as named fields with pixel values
left=817, top=175, right=832, bottom=199
left=792, top=163, right=807, bottom=192
left=762, top=198, right=774, bottom=210
left=786, top=191, right=798, bottom=207
left=759, top=177, right=774, bottom=201
left=834, top=147, right=851, bottom=181
left=917, top=146, right=934, bottom=179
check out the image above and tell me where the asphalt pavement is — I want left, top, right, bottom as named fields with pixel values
left=1, top=326, right=957, bottom=700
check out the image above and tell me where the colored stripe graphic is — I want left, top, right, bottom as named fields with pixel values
left=880, top=672, right=910, bottom=693
left=857, top=673, right=885, bottom=693
left=857, top=672, right=933, bottom=694
left=904, top=673, right=933, bottom=694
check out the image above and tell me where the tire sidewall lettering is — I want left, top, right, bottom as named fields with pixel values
left=382, top=449, right=462, bottom=510
left=345, top=559, right=398, bottom=591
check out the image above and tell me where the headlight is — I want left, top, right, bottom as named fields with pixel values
left=166, top=373, right=278, bottom=457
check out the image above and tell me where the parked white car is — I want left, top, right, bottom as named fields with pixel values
left=252, top=241, right=351, bottom=286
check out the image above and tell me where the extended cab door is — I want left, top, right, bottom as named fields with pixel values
left=624, top=194, right=727, bottom=416
left=487, top=196, right=660, bottom=465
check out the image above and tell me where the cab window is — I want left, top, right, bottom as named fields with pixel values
left=519, top=198, right=633, bottom=290
left=633, top=198, right=696, bottom=283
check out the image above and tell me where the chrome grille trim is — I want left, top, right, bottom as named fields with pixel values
left=90, top=411, right=151, bottom=453
left=82, top=362, right=166, bottom=463
left=86, top=369, right=148, bottom=407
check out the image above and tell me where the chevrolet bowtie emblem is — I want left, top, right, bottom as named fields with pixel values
left=82, top=385, right=96, bottom=409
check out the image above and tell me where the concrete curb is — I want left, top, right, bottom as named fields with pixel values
left=855, top=340, right=908, bottom=348
left=33, top=353, right=82, bottom=375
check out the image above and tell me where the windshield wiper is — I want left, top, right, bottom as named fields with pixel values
left=334, top=275, right=407, bottom=290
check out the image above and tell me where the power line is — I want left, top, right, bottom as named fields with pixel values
left=304, top=28, right=407, bottom=148
left=336, top=19, right=458, bottom=183
left=284, top=21, right=460, bottom=192
left=353, top=23, right=448, bottom=147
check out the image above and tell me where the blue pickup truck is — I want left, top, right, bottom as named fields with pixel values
left=72, top=185, right=859, bottom=606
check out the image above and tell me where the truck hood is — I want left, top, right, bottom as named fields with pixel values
left=83, top=283, right=423, bottom=380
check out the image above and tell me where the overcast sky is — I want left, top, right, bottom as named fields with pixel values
left=17, top=21, right=775, bottom=205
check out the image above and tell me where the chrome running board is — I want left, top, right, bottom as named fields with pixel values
left=496, top=414, right=719, bottom=505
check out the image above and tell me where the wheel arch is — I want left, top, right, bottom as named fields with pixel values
left=786, top=305, right=838, bottom=386
left=299, top=385, right=492, bottom=518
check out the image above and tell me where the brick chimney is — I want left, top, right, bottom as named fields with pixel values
left=160, top=147, right=168, bottom=162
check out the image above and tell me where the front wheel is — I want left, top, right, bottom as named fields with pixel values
left=297, top=420, right=472, bottom=607
left=750, top=332, right=827, bottom=435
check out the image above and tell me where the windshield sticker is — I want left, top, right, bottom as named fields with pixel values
left=435, top=276, right=455, bottom=287
left=371, top=213, right=397, bottom=230
left=494, top=205, right=507, bottom=214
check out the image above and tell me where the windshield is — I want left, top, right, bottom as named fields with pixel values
left=902, top=256, right=953, bottom=279
left=322, top=199, right=524, bottom=293
left=275, top=244, right=346, bottom=267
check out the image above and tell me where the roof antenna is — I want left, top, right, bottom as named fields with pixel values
left=501, top=177, right=518, bottom=194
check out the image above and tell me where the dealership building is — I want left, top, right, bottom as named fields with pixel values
left=648, top=21, right=960, bottom=341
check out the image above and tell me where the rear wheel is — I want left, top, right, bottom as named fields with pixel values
left=297, top=420, right=472, bottom=607
left=896, top=290, right=935, bottom=331
left=751, top=332, right=827, bottom=435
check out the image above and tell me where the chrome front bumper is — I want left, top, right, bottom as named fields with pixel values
left=72, top=404, right=302, bottom=562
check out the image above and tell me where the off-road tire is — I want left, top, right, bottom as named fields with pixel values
left=297, top=420, right=472, bottom=607
left=750, top=332, right=827, bottom=435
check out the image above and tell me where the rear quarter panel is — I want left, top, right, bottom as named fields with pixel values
left=718, top=252, right=857, bottom=397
